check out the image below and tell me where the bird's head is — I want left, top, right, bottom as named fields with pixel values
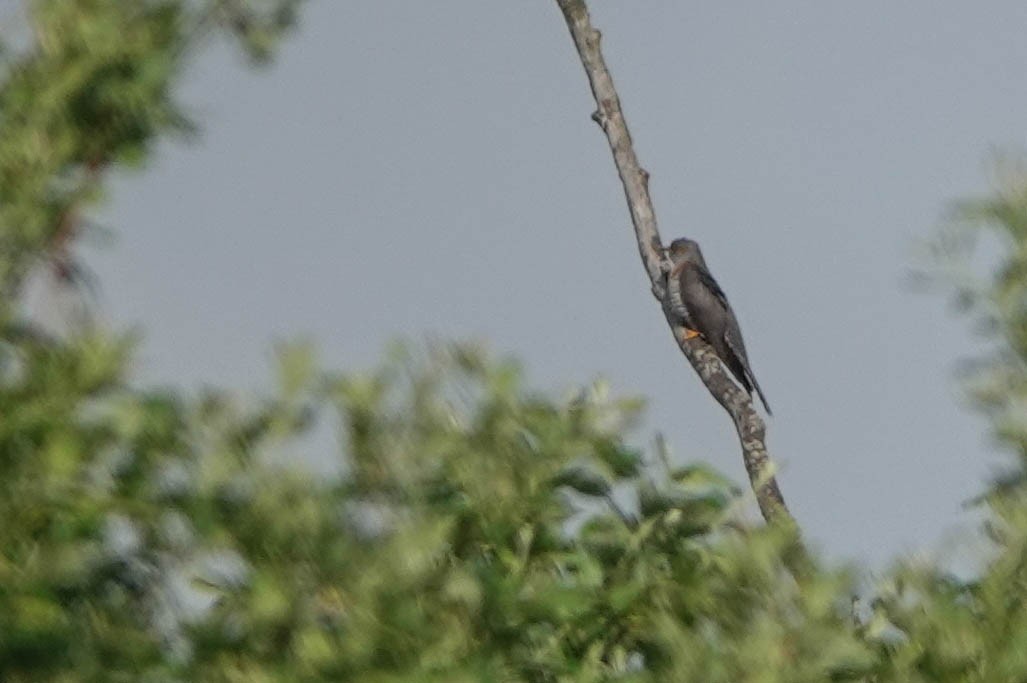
left=661, top=238, right=704, bottom=265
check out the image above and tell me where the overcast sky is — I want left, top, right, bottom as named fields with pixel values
left=76, top=1, right=1027, bottom=567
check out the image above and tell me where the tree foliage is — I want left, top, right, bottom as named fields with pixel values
left=2, top=2, right=1027, bottom=681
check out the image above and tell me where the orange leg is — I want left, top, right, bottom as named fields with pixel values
left=680, top=328, right=701, bottom=342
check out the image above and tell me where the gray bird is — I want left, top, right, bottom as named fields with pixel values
left=662, top=238, right=771, bottom=415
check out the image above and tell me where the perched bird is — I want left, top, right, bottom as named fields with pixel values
left=662, top=238, right=772, bottom=415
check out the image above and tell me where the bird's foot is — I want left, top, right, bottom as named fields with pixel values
left=680, top=328, right=701, bottom=342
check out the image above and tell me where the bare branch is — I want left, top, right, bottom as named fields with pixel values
left=554, top=0, right=800, bottom=534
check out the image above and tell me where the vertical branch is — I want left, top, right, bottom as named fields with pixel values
left=554, top=0, right=800, bottom=535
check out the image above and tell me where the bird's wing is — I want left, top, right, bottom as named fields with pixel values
left=699, top=264, right=773, bottom=415
left=695, top=265, right=730, bottom=310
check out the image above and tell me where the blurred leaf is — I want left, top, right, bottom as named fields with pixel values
left=552, top=465, right=612, bottom=497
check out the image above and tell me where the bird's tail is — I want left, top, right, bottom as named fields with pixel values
left=748, top=374, right=772, bottom=416
left=724, top=335, right=772, bottom=416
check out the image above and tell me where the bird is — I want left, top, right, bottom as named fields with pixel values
left=661, top=237, right=772, bottom=415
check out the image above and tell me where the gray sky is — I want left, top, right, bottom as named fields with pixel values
left=84, top=1, right=1027, bottom=567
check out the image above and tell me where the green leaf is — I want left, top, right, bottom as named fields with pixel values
left=552, top=465, right=612, bottom=497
